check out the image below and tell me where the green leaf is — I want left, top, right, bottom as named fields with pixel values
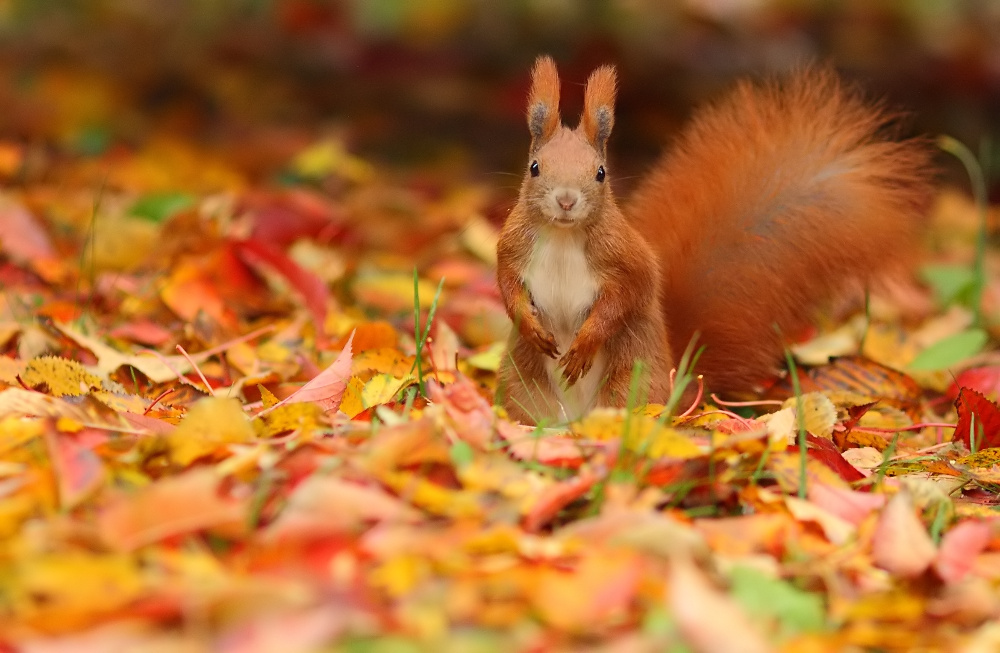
left=729, top=566, right=826, bottom=636
left=909, top=328, right=989, bottom=371
left=128, top=192, right=195, bottom=223
left=920, top=264, right=977, bottom=307
left=449, top=440, right=474, bottom=469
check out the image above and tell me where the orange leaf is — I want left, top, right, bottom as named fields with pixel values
left=522, top=470, right=598, bottom=533
left=99, top=468, right=247, bottom=551
left=531, top=549, right=643, bottom=632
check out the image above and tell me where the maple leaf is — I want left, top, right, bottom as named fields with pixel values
left=953, top=387, right=1000, bottom=450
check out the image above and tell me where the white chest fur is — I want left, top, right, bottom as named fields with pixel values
left=523, top=229, right=605, bottom=420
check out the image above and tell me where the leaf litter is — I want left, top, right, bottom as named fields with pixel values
left=1, top=79, right=1000, bottom=653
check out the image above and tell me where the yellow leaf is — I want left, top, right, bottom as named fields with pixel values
left=352, top=347, right=416, bottom=377
left=781, top=392, right=837, bottom=439
left=369, top=554, right=431, bottom=598
left=292, top=138, right=374, bottom=183
left=467, top=341, right=504, bottom=372
left=10, top=553, right=146, bottom=632
left=572, top=408, right=702, bottom=458
left=83, top=215, right=160, bottom=273
left=168, top=397, right=255, bottom=466
left=0, top=416, right=44, bottom=455
left=354, top=273, right=442, bottom=313
left=20, top=356, right=103, bottom=397
left=362, top=374, right=416, bottom=408
left=379, top=471, right=481, bottom=518
left=340, top=376, right=366, bottom=418
left=256, top=401, right=324, bottom=439
left=258, top=384, right=279, bottom=409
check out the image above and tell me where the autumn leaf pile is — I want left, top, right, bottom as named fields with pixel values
left=5, top=75, right=1000, bottom=653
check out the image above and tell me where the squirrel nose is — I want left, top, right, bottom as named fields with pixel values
left=556, top=192, right=577, bottom=211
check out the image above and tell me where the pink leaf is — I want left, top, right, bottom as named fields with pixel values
left=668, top=557, right=770, bottom=653
left=261, top=331, right=354, bottom=416
left=0, top=201, right=56, bottom=263
left=808, top=483, right=886, bottom=526
left=45, top=430, right=106, bottom=509
left=935, top=519, right=994, bottom=584
left=872, top=490, right=936, bottom=577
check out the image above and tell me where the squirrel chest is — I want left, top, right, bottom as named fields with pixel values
left=524, top=228, right=606, bottom=414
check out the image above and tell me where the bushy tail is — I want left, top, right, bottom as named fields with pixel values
left=628, top=67, right=934, bottom=394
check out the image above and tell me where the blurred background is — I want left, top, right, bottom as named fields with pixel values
left=0, top=0, right=998, bottom=197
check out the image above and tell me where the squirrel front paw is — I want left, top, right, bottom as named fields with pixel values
left=559, top=341, right=596, bottom=386
left=522, top=320, right=560, bottom=359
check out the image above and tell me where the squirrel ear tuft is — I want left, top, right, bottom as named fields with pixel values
left=527, top=55, right=561, bottom=150
left=581, top=64, right=617, bottom=153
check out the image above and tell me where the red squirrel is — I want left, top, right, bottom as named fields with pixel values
left=496, top=56, right=933, bottom=425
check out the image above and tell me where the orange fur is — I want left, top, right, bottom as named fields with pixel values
left=581, top=65, right=617, bottom=152
left=498, top=59, right=670, bottom=425
left=497, top=60, right=934, bottom=425
left=628, top=67, right=934, bottom=394
left=527, top=56, right=561, bottom=149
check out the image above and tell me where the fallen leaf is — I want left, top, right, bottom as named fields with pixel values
left=954, top=387, right=1000, bottom=450
left=168, top=396, right=256, bottom=466
left=45, top=429, right=106, bottom=510
left=934, top=519, right=994, bottom=583
left=99, top=467, right=247, bottom=551
left=872, top=490, right=937, bottom=577
left=259, top=331, right=353, bottom=416
left=668, top=557, right=771, bottom=653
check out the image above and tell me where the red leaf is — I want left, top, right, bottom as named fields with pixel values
left=232, top=238, right=330, bottom=341
left=953, top=387, right=1000, bottom=449
left=260, top=331, right=354, bottom=416
left=948, top=366, right=1000, bottom=400
left=522, top=470, right=599, bottom=533
left=790, top=435, right=866, bottom=484
left=108, top=320, right=174, bottom=346
left=243, top=188, right=347, bottom=248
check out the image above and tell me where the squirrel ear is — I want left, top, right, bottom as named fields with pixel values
left=581, top=64, right=617, bottom=154
left=527, top=55, right=561, bottom=150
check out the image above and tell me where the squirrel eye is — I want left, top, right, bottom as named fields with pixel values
left=596, top=165, right=606, bottom=182
left=529, top=160, right=540, bottom=177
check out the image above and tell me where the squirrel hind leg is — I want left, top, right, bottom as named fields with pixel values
left=597, top=349, right=674, bottom=411
left=497, top=337, right=563, bottom=426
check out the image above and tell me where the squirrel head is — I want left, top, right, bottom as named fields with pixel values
left=521, top=56, right=617, bottom=229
